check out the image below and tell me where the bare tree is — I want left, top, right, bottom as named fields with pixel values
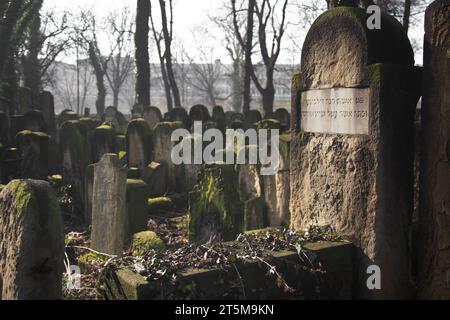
left=184, top=35, right=229, bottom=107
left=105, top=9, right=135, bottom=109
left=135, top=0, right=151, bottom=107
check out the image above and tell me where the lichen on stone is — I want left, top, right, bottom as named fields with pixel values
left=132, top=231, right=165, bottom=256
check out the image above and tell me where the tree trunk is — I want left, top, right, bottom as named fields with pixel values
left=88, top=43, right=106, bottom=116
left=160, top=57, right=173, bottom=111
left=242, top=0, right=255, bottom=113
left=0, top=0, right=24, bottom=77
left=159, top=0, right=181, bottom=108
left=232, top=58, right=242, bottom=112
left=135, top=0, right=151, bottom=107
left=403, top=0, right=412, bottom=33
left=113, top=90, right=119, bottom=109
left=23, top=12, right=43, bottom=102
left=262, top=86, right=275, bottom=116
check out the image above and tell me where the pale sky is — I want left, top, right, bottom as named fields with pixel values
left=43, top=0, right=426, bottom=66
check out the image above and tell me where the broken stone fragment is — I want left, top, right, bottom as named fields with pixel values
left=140, top=161, right=168, bottom=197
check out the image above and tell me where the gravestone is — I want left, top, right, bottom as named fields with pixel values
left=0, top=180, right=64, bottom=300
left=417, top=0, right=450, bottom=299
left=60, top=120, right=92, bottom=207
left=244, top=110, right=262, bottom=130
left=92, top=125, right=117, bottom=163
left=126, top=119, right=152, bottom=169
left=84, top=164, right=95, bottom=223
left=17, top=87, right=32, bottom=115
left=24, top=110, right=46, bottom=133
left=103, top=106, right=128, bottom=134
left=58, top=110, right=78, bottom=128
left=188, top=165, right=244, bottom=243
left=142, top=106, right=162, bottom=129
left=212, top=106, right=226, bottom=133
left=166, top=107, right=189, bottom=129
left=264, top=134, right=291, bottom=228
left=16, top=131, right=49, bottom=180
left=9, top=115, right=25, bottom=146
left=141, top=161, right=168, bottom=197
left=126, top=179, right=150, bottom=241
left=0, top=112, right=8, bottom=146
left=152, top=122, right=184, bottom=192
left=91, top=154, right=127, bottom=256
left=273, top=108, right=291, bottom=132
left=290, top=7, right=422, bottom=299
left=39, top=91, right=57, bottom=137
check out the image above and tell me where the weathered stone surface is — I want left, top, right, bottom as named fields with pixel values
left=84, top=164, right=95, bottom=223
left=24, top=110, right=46, bottom=133
left=92, top=125, right=117, bottom=163
left=16, top=131, right=49, bottom=180
left=291, top=7, right=421, bottom=299
left=9, top=115, right=25, bottom=146
left=58, top=110, right=78, bottom=129
left=126, top=119, right=152, bottom=169
left=212, top=106, right=226, bottom=133
left=188, top=165, right=244, bottom=243
left=39, top=91, right=57, bottom=136
left=103, top=106, right=128, bottom=134
left=0, top=112, right=8, bottom=146
left=244, top=197, right=267, bottom=231
left=153, top=122, right=184, bottom=192
left=17, top=87, right=32, bottom=115
left=417, top=0, right=450, bottom=300
left=91, top=154, right=127, bottom=256
left=166, top=107, right=189, bottom=128
left=273, top=108, right=291, bottom=132
left=141, top=161, right=168, bottom=197
left=189, top=104, right=210, bottom=126
left=238, top=163, right=263, bottom=202
left=148, top=197, right=174, bottom=215
left=125, top=179, right=150, bottom=241
left=104, top=241, right=353, bottom=300
left=244, top=110, right=262, bottom=129
left=142, top=106, right=162, bottom=129
left=60, top=120, right=92, bottom=209
left=0, top=180, right=64, bottom=300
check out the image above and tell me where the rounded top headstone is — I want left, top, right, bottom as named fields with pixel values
left=301, top=6, right=414, bottom=90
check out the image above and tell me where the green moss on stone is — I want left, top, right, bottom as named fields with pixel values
left=148, top=197, right=174, bottom=215
left=188, top=165, right=244, bottom=243
left=132, top=231, right=165, bottom=256
left=256, top=119, right=281, bottom=131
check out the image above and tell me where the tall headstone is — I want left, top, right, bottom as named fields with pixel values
left=290, top=7, right=421, bottom=299
left=142, top=106, right=162, bottom=129
left=16, top=131, right=49, bottom=180
left=0, top=180, right=64, bottom=300
left=92, top=125, right=117, bottom=163
left=417, top=0, right=450, bottom=299
left=24, top=110, right=46, bottom=133
left=39, top=91, right=57, bottom=137
left=91, top=154, right=127, bottom=256
left=126, top=119, right=152, bottom=169
left=153, top=122, right=184, bottom=192
left=17, top=87, right=32, bottom=115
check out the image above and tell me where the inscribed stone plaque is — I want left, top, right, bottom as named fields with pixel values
left=300, top=88, right=370, bottom=135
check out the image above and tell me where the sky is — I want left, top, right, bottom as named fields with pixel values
left=43, top=0, right=426, bottom=66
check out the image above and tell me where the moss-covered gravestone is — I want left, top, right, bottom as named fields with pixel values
left=142, top=106, right=162, bottom=129
left=58, top=110, right=78, bottom=129
left=0, top=180, right=64, bottom=300
left=291, top=7, right=422, bottom=299
left=417, top=0, right=450, bottom=299
left=91, top=154, right=127, bottom=256
left=16, top=131, right=49, bottom=180
left=188, top=165, right=244, bottom=243
left=92, top=125, right=117, bottom=163
left=126, top=119, right=152, bottom=170
left=125, top=179, right=150, bottom=241
left=39, top=91, right=57, bottom=137
left=153, top=122, right=184, bottom=192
